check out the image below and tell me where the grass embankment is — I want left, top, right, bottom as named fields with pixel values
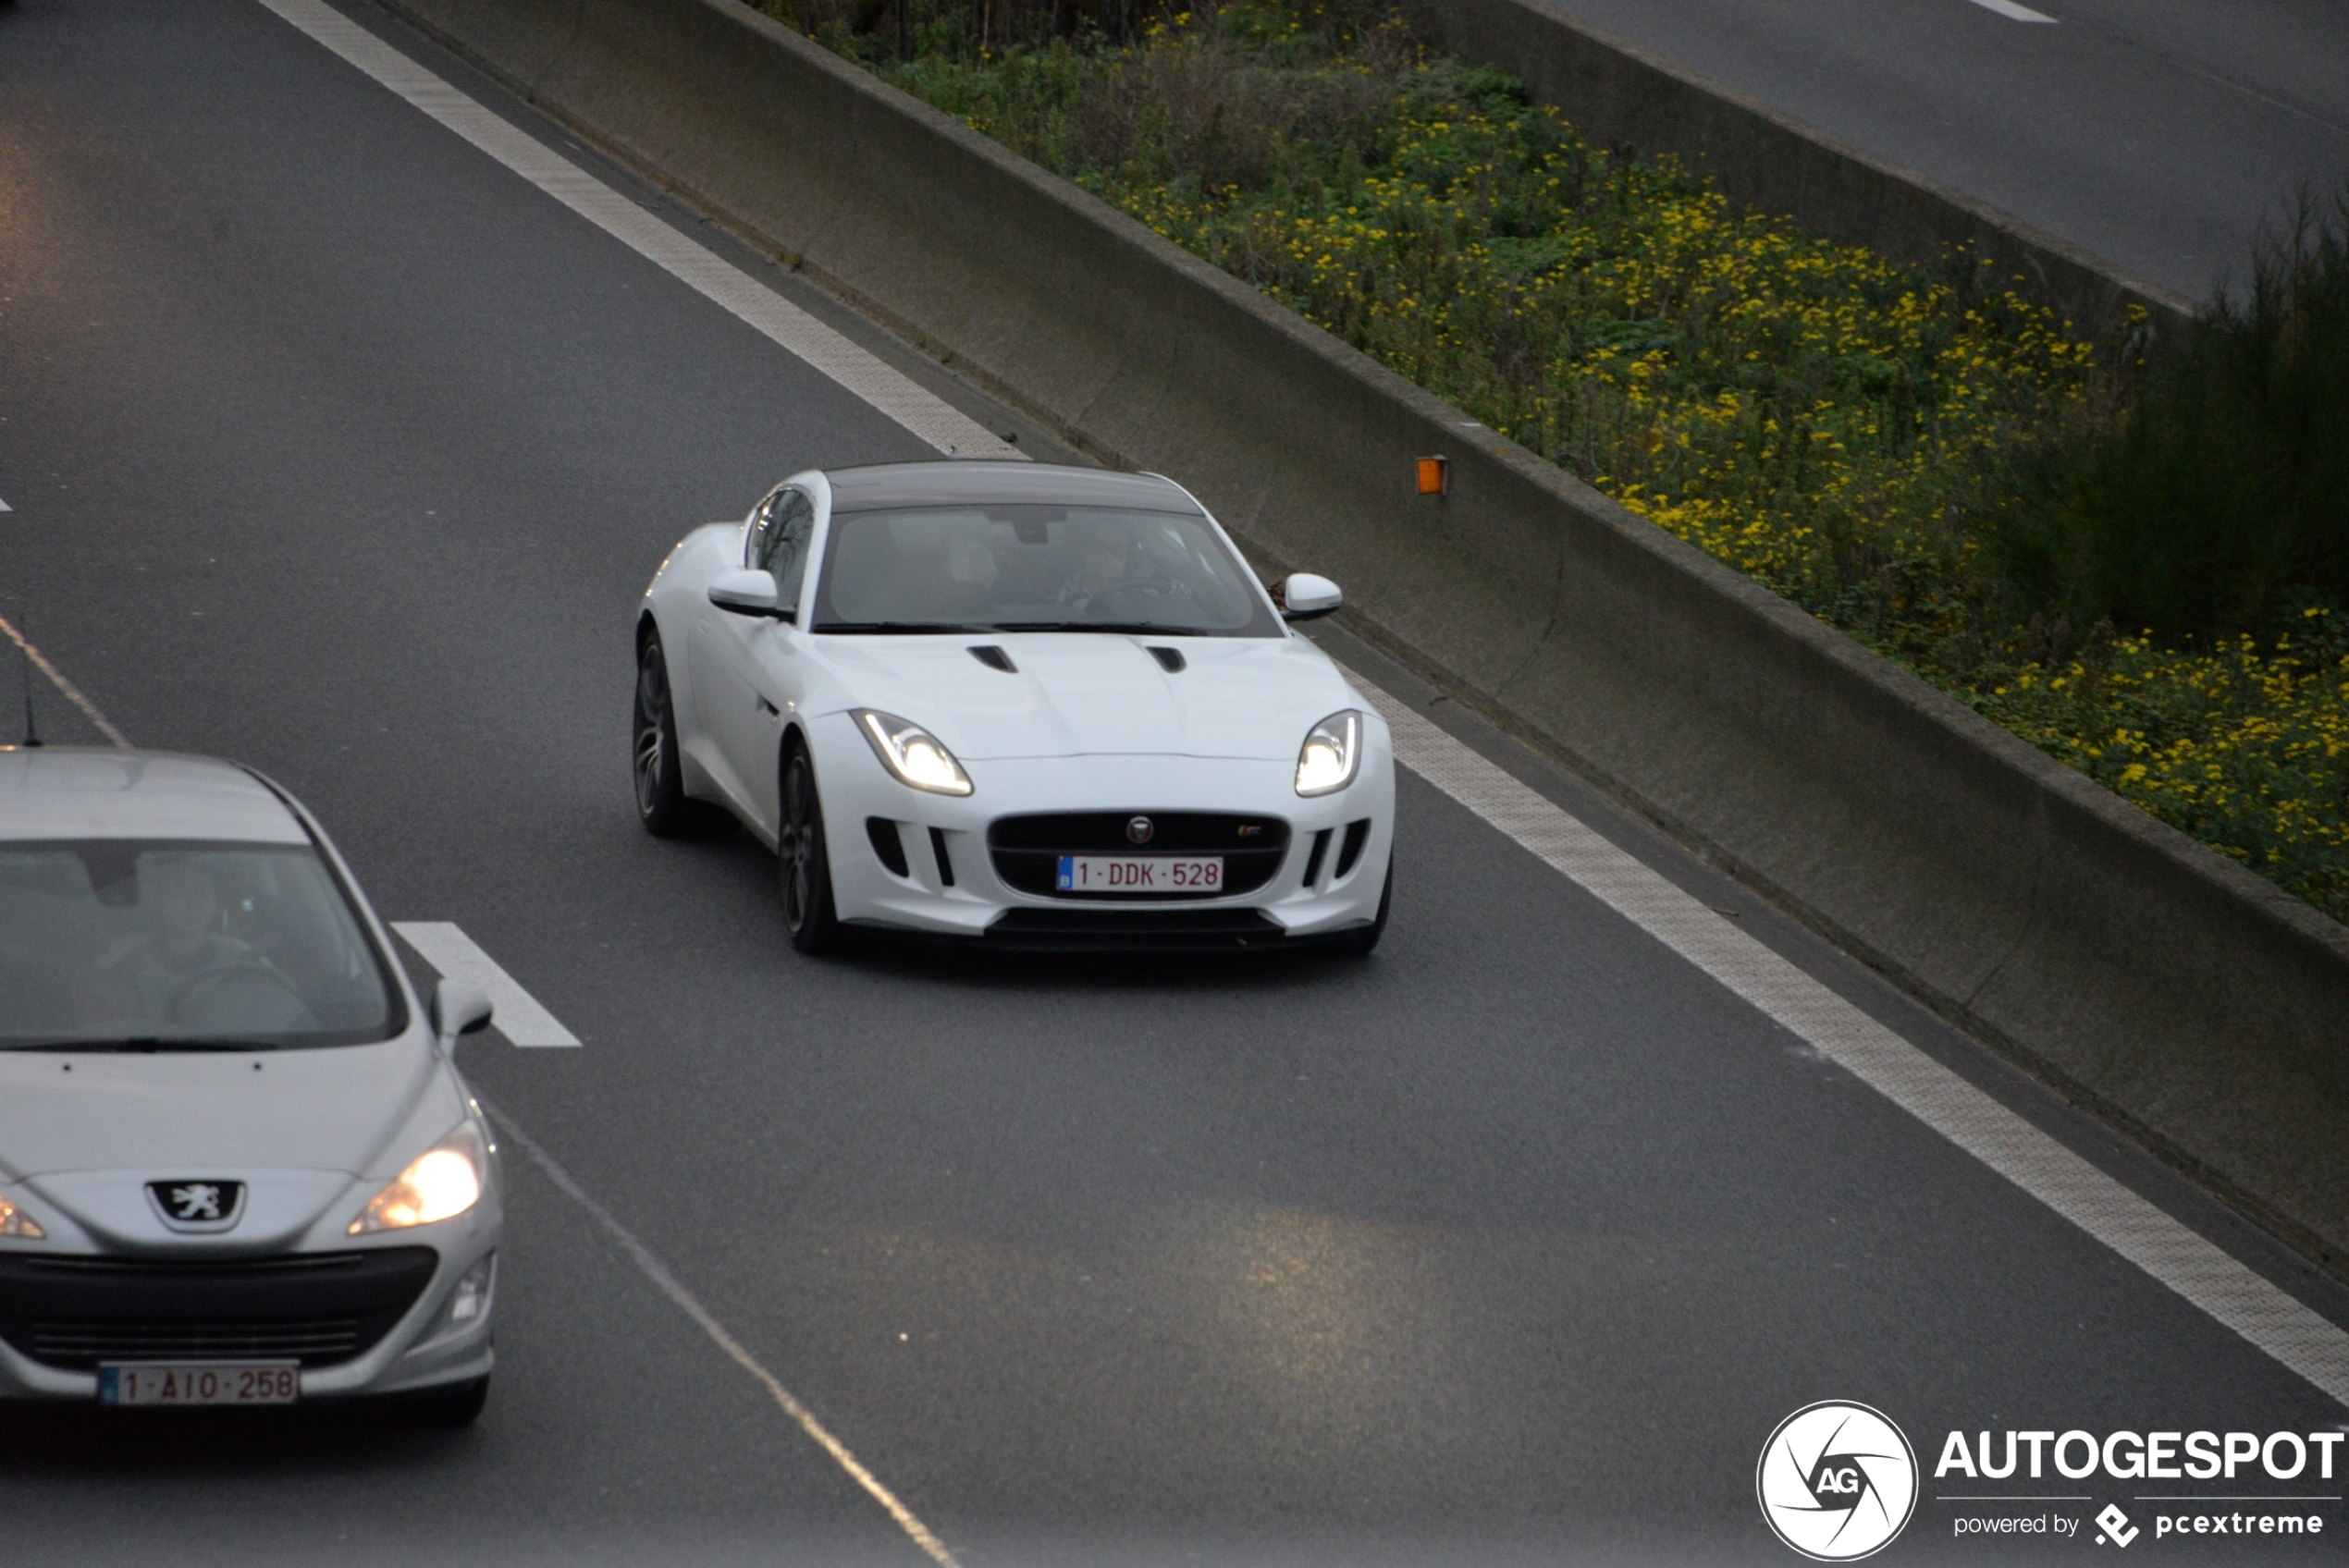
left=761, top=0, right=2349, bottom=921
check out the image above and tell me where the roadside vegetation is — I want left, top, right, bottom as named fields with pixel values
left=756, top=0, right=2349, bottom=921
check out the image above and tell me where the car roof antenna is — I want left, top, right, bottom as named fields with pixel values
left=13, top=607, right=40, bottom=749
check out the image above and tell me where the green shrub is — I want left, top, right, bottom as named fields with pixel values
left=1998, top=190, right=2349, bottom=643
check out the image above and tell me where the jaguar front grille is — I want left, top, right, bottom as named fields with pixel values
left=988, top=812, right=1290, bottom=900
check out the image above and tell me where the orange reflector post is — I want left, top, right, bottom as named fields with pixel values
left=1416, top=456, right=1448, bottom=496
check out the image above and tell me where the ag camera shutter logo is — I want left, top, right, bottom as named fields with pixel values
left=1757, top=1401, right=1919, bottom=1561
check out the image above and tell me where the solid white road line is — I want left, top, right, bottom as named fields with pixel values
left=254, top=0, right=1025, bottom=463
left=477, top=1094, right=964, bottom=1568
left=0, top=611, right=131, bottom=749
left=1965, top=0, right=2059, bottom=21
left=390, top=921, right=583, bottom=1047
left=1344, top=666, right=2349, bottom=1410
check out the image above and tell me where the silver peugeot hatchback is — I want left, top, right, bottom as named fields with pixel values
left=0, top=748, right=502, bottom=1423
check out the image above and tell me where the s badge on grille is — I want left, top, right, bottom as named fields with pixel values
left=147, top=1180, right=246, bottom=1233
left=1125, top=815, right=1154, bottom=844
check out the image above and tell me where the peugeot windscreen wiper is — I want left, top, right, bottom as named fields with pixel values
left=1, top=1037, right=283, bottom=1053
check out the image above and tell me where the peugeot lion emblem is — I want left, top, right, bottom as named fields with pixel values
left=147, top=1180, right=246, bottom=1233
left=1125, top=815, right=1154, bottom=845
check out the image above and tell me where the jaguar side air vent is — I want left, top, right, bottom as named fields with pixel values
left=968, top=645, right=1017, bottom=673
left=1146, top=646, right=1187, bottom=673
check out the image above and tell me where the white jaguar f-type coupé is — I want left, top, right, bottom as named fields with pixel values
left=633, top=461, right=1394, bottom=953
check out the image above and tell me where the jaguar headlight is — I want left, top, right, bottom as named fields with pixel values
left=1295, top=710, right=1363, bottom=796
left=0, top=1196, right=44, bottom=1240
left=855, top=710, right=974, bottom=796
left=350, top=1122, right=486, bottom=1234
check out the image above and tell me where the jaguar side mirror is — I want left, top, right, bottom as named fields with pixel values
left=1279, top=572, right=1343, bottom=622
left=708, top=569, right=790, bottom=619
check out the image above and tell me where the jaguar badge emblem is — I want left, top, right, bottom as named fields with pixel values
left=1125, top=815, right=1154, bottom=844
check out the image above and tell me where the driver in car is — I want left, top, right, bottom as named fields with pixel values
left=1057, top=523, right=1138, bottom=610
left=92, top=858, right=314, bottom=1034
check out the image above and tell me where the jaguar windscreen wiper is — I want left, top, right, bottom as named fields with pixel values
left=814, top=621, right=998, bottom=635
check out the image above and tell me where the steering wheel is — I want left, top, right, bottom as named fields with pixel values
left=165, top=962, right=316, bottom=1033
left=1089, top=579, right=1184, bottom=620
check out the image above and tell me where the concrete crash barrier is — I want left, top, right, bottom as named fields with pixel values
left=378, top=0, right=2349, bottom=1262
left=1396, top=0, right=2200, bottom=340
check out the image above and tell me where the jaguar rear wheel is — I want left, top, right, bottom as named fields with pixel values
left=633, top=631, right=729, bottom=839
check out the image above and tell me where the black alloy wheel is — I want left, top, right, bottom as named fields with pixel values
left=779, top=742, right=841, bottom=953
left=633, top=632, right=727, bottom=839
left=1334, top=863, right=1392, bottom=956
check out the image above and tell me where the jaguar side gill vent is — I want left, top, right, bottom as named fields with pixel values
left=866, top=817, right=910, bottom=877
left=968, top=644, right=1017, bottom=673
left=1301, top=828, right=1333, bottom=888
left=1146, top=646, right=1187, bottom=673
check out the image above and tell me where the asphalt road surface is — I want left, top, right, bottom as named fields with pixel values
left=1547, top=0, right=2349, bottom=303
left=2, top=2, right=2346, bottom=1564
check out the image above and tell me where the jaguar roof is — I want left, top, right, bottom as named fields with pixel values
left=823, top=460, right=1204, bottom=515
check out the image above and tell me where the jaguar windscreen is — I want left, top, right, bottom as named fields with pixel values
left=0, top=840, right=401, bottom=1048
left=811, top=505, right=1282, bottom=637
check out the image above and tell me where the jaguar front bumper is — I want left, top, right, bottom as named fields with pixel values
left=807, top=712, right=1396, bottom=945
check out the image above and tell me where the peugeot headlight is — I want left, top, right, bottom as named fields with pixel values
left=855, top=710, right=973, bottom=796
left=0, top=1196, right=43, bottom=1240
left=350, top=1122, right=486, bottom=1234
left=1295, top=710, right=1363, bottom=796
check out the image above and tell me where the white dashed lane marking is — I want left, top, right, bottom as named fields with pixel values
left=1345, top=664, right=2349, bottom=1411
left=390, top=921, right=583, bottom=1047
left=256, top=0, right=1024, bottom=462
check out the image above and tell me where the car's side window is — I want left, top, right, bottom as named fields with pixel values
left=745, top=488, right=787, bottom=570
left=757, top=490, right=817, bottom=615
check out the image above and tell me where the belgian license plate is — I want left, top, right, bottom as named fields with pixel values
left=1056, top=854, right=1224, bottom=892
left=99, top=1363, right=301, bottom=1406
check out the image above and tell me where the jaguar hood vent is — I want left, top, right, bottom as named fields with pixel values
left=1146, top=646, right=1187, bottom=673
left=967, top=644, right=1017, bottom=673
left=818, top=636, right=1357, bottom=760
